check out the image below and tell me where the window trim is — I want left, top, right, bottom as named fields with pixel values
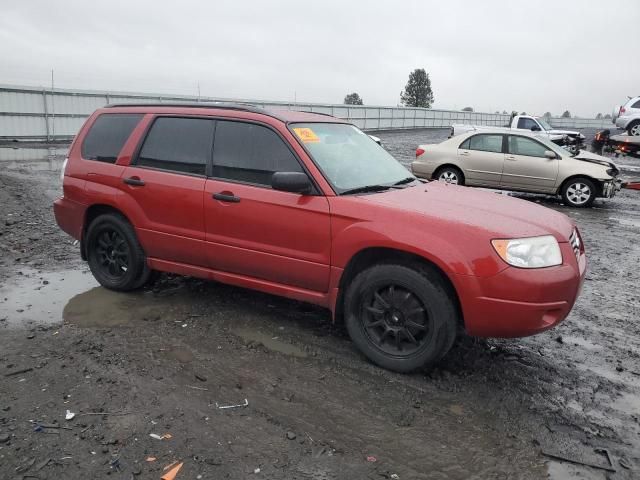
left=131, top=114, right=214, bottom=178
left=507, top=134, right=551, bottom=158
left=210, top=117, right=321, bottom=195
left=458, top=133, right=505, bottom=154
left=81, top=113, right=144, bottom=164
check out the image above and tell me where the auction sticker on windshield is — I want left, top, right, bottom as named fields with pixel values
left=293, top=127, right=320, bottom=143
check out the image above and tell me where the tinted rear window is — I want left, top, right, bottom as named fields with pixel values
left=81, top=114, right=143, bottom=163
left=137, top=117, right=214, bottom=175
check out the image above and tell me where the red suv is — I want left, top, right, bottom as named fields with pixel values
left=54, top=104, right=586, bottom=372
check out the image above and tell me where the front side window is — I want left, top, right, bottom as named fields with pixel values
left=81, top=114, right=143, bottom=163
left=508, top=136, right=548, bottom=158
left=212, top=121, right=302, bottom=186
left=467, top=134, right=503, bottom=153
left=137, top=117, right=214, bottom=175
left=290, top=123, right=411, bottom=193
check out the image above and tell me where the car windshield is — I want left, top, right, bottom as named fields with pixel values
left=537, top=118, right=552, bottom=131
left=534, top=134, right=575, bottom=157
left=290, top=122, right=414, bottom=194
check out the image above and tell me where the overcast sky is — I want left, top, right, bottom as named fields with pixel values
left=1, top=0, right=638, bottom=117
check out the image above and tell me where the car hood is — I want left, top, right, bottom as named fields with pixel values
left=573, top=150, right=618, bottom=170
left=362, top=182, right=574, bottom=241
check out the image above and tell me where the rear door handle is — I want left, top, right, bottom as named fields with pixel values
left=460, top=151, right=470, bottom=156
left=213, top=192, right=240, bottom=203
left=505, top=155, right=517, bottom=161
left=123, top=177, right=145, bottom=186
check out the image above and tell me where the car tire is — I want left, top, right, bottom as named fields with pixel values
left=628, top=121, right=640, bottom=137
left=434, top=166, right=465, bottom=185
left=86, top=213, right=151, bottom=291
left=344, top=263, right=458, bottom=373
left=561, top=177, right=597, bottom=208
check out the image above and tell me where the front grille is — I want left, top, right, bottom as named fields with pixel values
left=569, top=229, right=581, bottom=259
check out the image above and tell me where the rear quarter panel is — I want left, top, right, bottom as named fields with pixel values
left=411, top=140, right=461, bottom=179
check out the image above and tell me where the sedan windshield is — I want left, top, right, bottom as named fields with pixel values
left=290, top=123, right=414, bottom=194
left=534, top=134, right=575, bottom=157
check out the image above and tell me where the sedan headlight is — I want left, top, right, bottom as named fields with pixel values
left=491, top=235, right=562, bottom=268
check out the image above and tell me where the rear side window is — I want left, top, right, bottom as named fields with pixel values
left=631, top=99, right=640, bottom=109
left=508, top=136, right=547, bottom=158
left=137, top=117, right=214, bottom=175
left=81, top=114, right=143, bottom=163
left=467, top=134, right=503, bottom=153
left=212, top=121, right=302, bottom=186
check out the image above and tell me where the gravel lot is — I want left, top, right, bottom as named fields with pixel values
left=1, top=131, right=639, bottom=479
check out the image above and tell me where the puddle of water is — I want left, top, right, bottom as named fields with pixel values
left=0, top=269, right=98, bottom=326
left=232, top=327, right=307, bottom=358
left=609, top=216, right=640, bottom=228
left=63, top=286, right=168, bottom=327
left=610, top=391, right=640, bottom=417
left=0, top=268, right=175, bottom=329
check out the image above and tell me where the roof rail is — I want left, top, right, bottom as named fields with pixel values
left=103, top=102, right=286, bottom=120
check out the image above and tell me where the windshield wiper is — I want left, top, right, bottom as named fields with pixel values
left=393, top=176, right=417, bottom=186
left=340, top=184, right=392, bottom=195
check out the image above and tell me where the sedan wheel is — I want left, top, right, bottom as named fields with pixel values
left=438, top=169, right=461, bottom=185
left=562, top=178, right=596, bottom=208
left=629, top=123, right=640, bottom=137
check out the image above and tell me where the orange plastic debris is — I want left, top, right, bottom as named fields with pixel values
left=160, top=462, right=183, bottom=480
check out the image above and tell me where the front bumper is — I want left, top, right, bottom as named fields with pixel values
left=602, top=178, right=623, bottom=198
left=455, top=243, right=586, bottom=338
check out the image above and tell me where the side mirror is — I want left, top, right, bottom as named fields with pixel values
left=544, top=150, right=557, bottom=159
left=531, top=125, right=541, bottom=132
left=271, top=171, right=312, bottom=194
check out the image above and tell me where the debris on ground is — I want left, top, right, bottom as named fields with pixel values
left=65, top=409, right=75, bottom=420
left=161, top=461, right=184, bottom=480
left=215, top=398, right=249, bottom=409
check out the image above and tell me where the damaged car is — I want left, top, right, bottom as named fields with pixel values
left=413, top=130, right=621, bottom=208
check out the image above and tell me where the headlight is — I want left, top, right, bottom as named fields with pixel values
left=491, top=235, right=562, bottom=268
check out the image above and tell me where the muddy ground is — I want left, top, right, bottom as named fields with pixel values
left=1, top=131, right=639, bottom=480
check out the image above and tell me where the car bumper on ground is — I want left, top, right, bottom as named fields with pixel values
left=455, top=243, right=586, bottom=338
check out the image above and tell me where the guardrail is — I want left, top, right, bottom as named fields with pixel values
left=0, top=84, right=614, bottom=141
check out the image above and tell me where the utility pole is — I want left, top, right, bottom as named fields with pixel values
left=197, top=82, right=201, bottom=102
left=51, top=69, right=56, bottom=140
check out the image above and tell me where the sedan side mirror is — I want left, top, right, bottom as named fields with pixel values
left=271, top=171, right=312, bottom=194
left=531, top=125, right=541, bottom=132
left=544, top=150, right=557, bottom=159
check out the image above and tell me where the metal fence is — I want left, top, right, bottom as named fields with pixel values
left=0, top=84, right=614, bottom=141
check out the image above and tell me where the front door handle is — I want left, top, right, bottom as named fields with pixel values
left=123, top=176, right=145, bottom=186
left=505, top=155, right=517, bottom=161
left=213, top=192, right=240, bottom=203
